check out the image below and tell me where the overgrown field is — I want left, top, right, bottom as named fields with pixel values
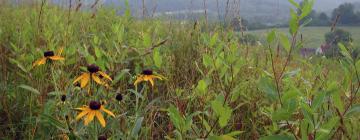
left=1, top=1, right=360, bottom=140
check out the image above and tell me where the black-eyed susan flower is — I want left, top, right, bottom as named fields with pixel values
left=33, top=50, right=64, bottom=67
left=61, top=95, right=67, bottom=102
left=75, top=101, right=115, bottom=127
left=72, top=64, right=112, bottom=88
left=134, top=69, right=164, bottom=87
left=98, top=135, right=107, bottom=140
left=115, top=93, right=123, bottom=101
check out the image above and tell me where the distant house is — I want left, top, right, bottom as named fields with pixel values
left=300, top=48, right=317, bottom=57
left=300, top=44, right=331, bottom=57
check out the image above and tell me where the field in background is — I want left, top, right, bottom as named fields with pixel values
left=249, top=26, right=360, bottom=48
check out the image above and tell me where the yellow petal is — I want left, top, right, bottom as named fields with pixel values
left=84, top=111, right=95, bottom=126
left=92, top=73, right=104, bottom=85
left=33, top=57, right=47, bottom=67
left=101, top=107, right=115, bottom=117
left=76, top=109, right=90, bottom=120
left=134, top=76, right=144, bottom=86
left=152, top=75, right=164, bottom=80
left=98, top=71, right=112, bottom=81
left=73, top=73, right=85, bottom=84
left=80, top=73, right=90, bottom=88
left=49, top=56, right=65, bottom=61
left=95, top=111, right=106, bottom=127
left=149, top=78, right=155, bottom=86
left=75, top=106, right=88, bottom=111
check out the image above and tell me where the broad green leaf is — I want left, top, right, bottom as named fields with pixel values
left=196, top=79, right=207, bottom=95
left=289, top=9, right=298, bottom=35
left=211, top=95, right=232, bottom=128
left=203, top=54, right=213, bottom=68
left=338, top=43, right=352, bottom=61
left=224, top=131, right=244, bottom=136
left=300, top=0, right=315, bottom=19
left=258, top=77, right=277, bottom=101
left=168, top=105, right=185, bottom=131
left=85, top=55, right=96, bottom=64
left=260, top=135, right=294, bottom=140
left=94, top=46, right=103, bottom=58
left=143, top=33, right=152, bottom=47
left=153, top=48, right=163, bottom=68
left=40, top=114, right=67, bottom=130
left=131, top=117, right=144, bottom=137
left=209, top=33, right=218, bottom=47
left=209, top=135, right=236, bottom=140
left=312, top=91, right=326, bottom=111
left=9, top=58, right=28, bottom=73
left=279, top=33, right=291, bottom=53
left=332, top=91, right=344, bottom=113
left=345, top=104, right=360, bottom=117
left=19, top=84, right=40, bottom=95
left=272, top=109, right=292, bottom=121
left=267, top=29, right=276, bottom=44
left=288, top=0, right=300, bottom=8
left=316, top=117, right=339, bottom=140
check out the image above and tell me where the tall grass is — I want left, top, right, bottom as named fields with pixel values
left=0, top=0, right=359, bottom=139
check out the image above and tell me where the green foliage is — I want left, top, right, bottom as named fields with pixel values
left=0, top=0, right=360, bottom=139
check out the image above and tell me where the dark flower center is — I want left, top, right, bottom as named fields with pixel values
left=98, top=135, right=107, bottom=140
left=142, top=69, right=153, bottom=75
left=44, top=51, right=55, bottom=57
left=89, top=101, right=101, bottom=110
left=61, top=95, right=66, bottom=102
left=87, top=64, right=100, bottom=73
left=115, top=93, right=123, bottom=101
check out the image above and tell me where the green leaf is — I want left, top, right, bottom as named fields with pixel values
left=143, top=33, right=152, bottom=47
left=153, top=48, right=162, bottom=68
left=94, top=46, right=103, bottom=58
left=300, top=0, right=315, bottom=19
left=85, top=55, right=96, bottom=64
left=196, top=79, right=208, bottom=95
left=272, top=109, right=292, bottom=121
left=224, top=131, right=244, bottom=137
left=19, top=84, right=40, bottom=95
left=203, top=54, right=213, bottom=68
left=345, top=104, right=360, bottom=117
left=9, top=58, right=28, bottom=73
left=209, top=135, right=236, bottom=140
left=279, top=33, right=291, bottom=53
left=168, top=105, right=188, bottom=132
left=211, top=95, right=232, bottom=128
left=258, top=77, right=277, bottom=101
left=316, top=117, right=339, bottom=140
left=40, top=114, right=67, bottom=130
left=332, top=91, right=344, bottom=113
left=312, top=91, right=326, bottom=111
left=267, top=29, right=277, bottom=44
left=260, top=135, right=294, bottom=140
left=288, top=0, right=300, bottom=8
left=338, top=43, right=353, bottom=61
left=131, top=117, right=144, bottom=137
left=209, top=33, right=218, bottom=47
left=289, top=9, right=299, bottom=35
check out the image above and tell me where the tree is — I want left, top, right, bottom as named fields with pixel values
left=318, top=12, right=329, bottom=21
left=324, top=29, right=353, bottom=57
left=332, top=3, right=359, bottom=25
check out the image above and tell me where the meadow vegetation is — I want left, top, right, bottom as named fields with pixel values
left=0, top=0, right=360, bottom=140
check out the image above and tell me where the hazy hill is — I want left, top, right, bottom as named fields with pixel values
left=103, top=0, right=359, bottom=23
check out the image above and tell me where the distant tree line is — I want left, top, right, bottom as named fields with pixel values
left=305, top=3, right=360, bottom=26
left=230, top=2, right=360, bottom=31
